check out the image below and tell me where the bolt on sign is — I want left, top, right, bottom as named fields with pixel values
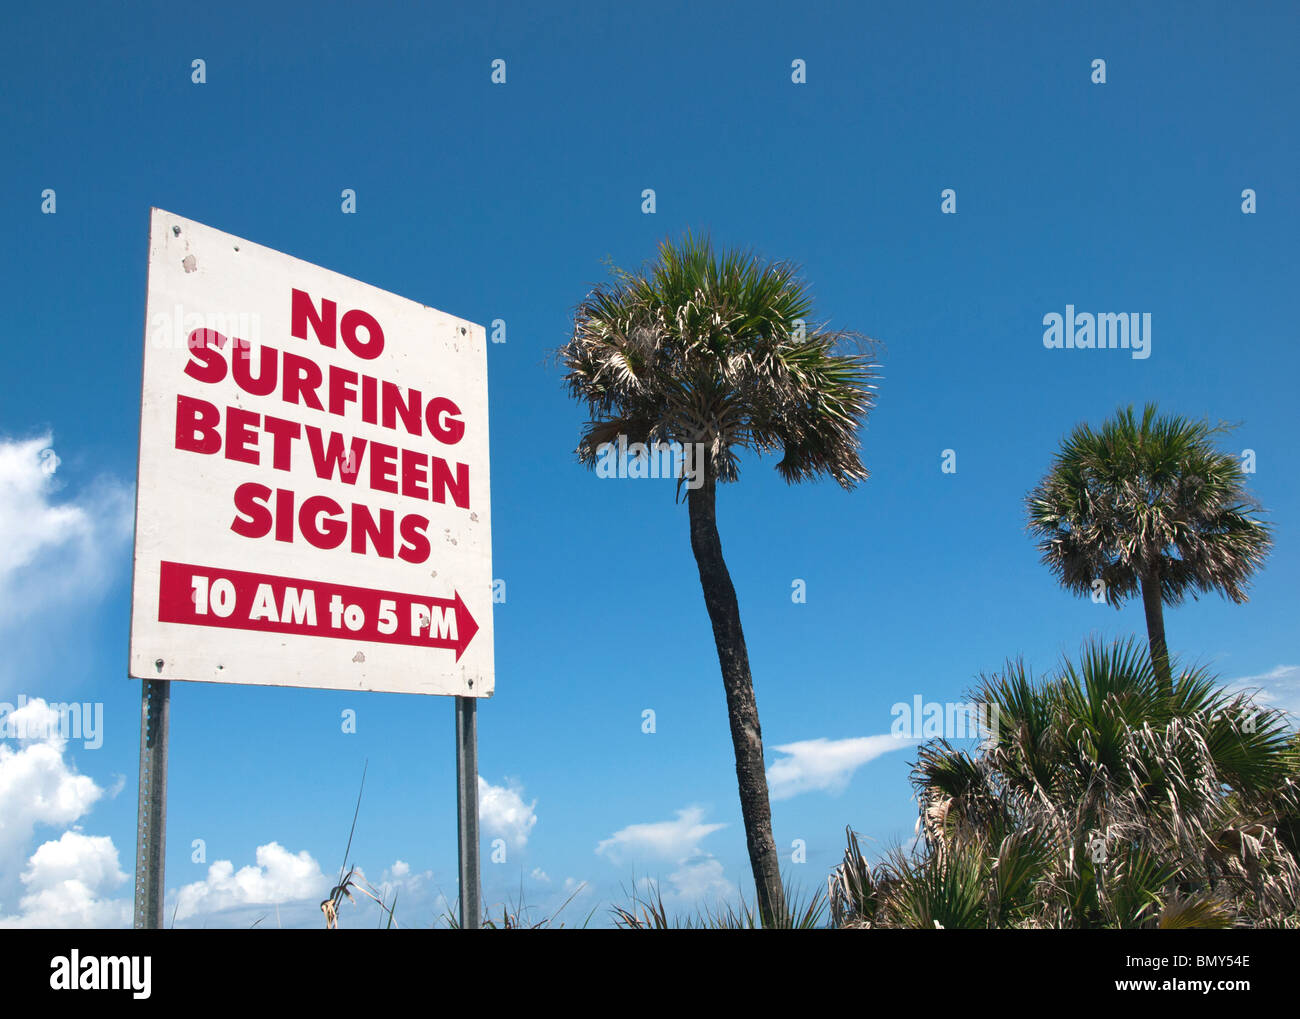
left=129, top=209, right=493, bottom=696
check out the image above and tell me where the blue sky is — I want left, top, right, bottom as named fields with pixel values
left=1, top=0, right=1297, bottom=927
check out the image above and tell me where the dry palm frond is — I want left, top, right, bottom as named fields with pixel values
left=1158, top=894, right=1235, bottom=929
left=321, top=866, right=399, bottom=929
left=835, top=641, right=1300, bottom=929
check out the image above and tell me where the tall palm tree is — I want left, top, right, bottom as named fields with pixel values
left=1026, top=404, right=1271, bottom=691
left=558, top=233, right=878, bottom=927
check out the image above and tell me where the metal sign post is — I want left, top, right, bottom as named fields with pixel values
left=455, top=696, right=480, bottom=929
left=134, top=678, right=170, bottom=929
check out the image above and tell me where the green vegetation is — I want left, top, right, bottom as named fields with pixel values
left=830, top=640, right=1300, bottom=928
left=336, top=255, right=1293, bottom=931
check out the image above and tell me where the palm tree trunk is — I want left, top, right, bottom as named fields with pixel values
left=687, top=470, right=788, bottom=928
left=1140, top=570, right=1173, bottom=693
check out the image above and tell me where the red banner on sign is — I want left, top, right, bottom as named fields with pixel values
left=157, top=560, right=478, bottom=660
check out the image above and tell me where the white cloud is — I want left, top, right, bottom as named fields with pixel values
left=173, top=843, right=328, bottom=922
left=374, top=860, right=433, bottom=903
left=530, top=867, right=550, bottom=883
left=0, top=698, right=128, bottom=927
left=1225, top=665, right=1300, bottom=724
left=0, top=831, right=129, bottom=928
left=0, top=699, right=105, bottom=889
left=0, top=434, right=132, bottom=625
left=596, top=806, right=725, bottom=864
left=767, top=734, right=910, bottom=800
left=666, top=857, right=735, bottom=902
left=478, top=776, right=537, bottom=849
left=596, top=806, right=735, bottom=904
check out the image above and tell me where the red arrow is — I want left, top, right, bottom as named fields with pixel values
left=451, top=591, right=478, bottom=662
left=413, top=590, right=479, bottom=661
left=159, top=561, right=482, bottom=660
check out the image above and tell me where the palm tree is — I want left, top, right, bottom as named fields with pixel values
left=1026, top=404, right=1271, bottom=691
left=558, top=233, right=878, bottom=927
left=829, top=639, right=1300, bottom=928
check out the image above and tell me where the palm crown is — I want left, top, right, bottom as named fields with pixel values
left=1026, top=403, right=1271, bottom=607
left=559, top=233, right=877, bottom=486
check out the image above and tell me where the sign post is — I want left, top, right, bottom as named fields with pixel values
left=133, top=678, right=169, bottom=929
left=129, top=209, right=494, bottom=928
left=455, top=696, right=480, bottom=929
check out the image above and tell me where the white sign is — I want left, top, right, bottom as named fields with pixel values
left=129, top=209, right=493, bottom=697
